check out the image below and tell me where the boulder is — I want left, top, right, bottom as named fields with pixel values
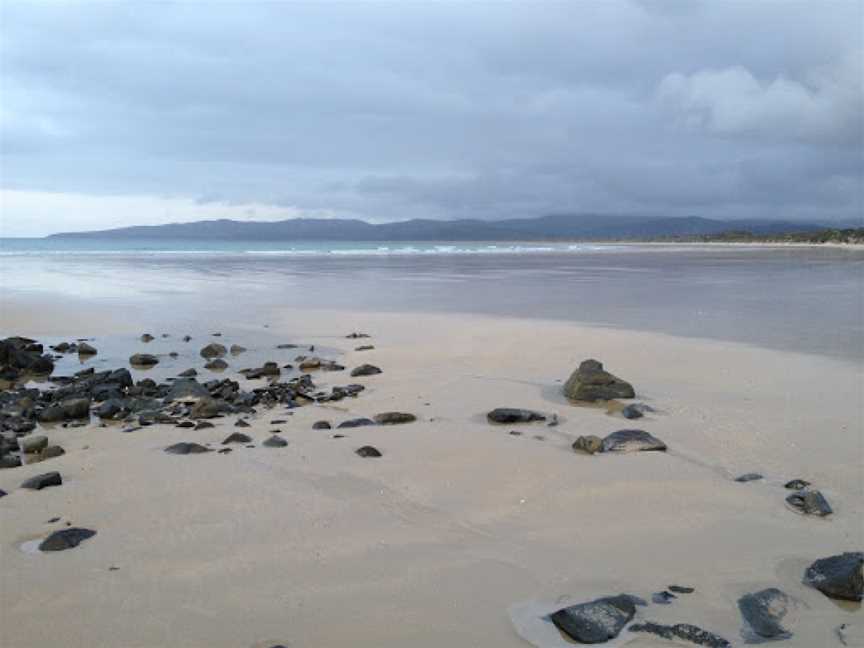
left=786, top=488, right=832, bottom=516
left=129, top=353, right=159, bottom=367
left=140, top=334, right=154, bottom=342
left=738, top=588, right=794, bottom=639
left=178, top=368, right=198, bottom=378
left=338, top=418, right=376, bottom=429
left=61, top=397, right=91, bottom=419
left=356, top=445, right=382, bottom=458
left=40, top=445, right=65, bottom=460
left=77, top=342, right=98, bottom=356
left=563, top=359, right=635, bottom=402
left=350, top=364, right=382, bottom=377
left=548, top=594, right=638, bottom=644
left=164, top=442, right=211, bottom=455
left=21, top=471, right=62, bottom=490
left=803, top=552, right=863, bottom=601
left=19, top=435, right=48, bottom=454
left=222, top=432, right=252, bottom=444
left=735, top=473, right=763, bottom=483
left=190, top=398, right=225, bottom=419
left=229, top=344, right=247, bottom=355
left=312, top=421, right=332, bottom=430
left=601, top=429, right=666, bottom=453
left=572, top=435, right=604, bottom=455
left=39, top=527, right=96, bottom=551
left=374, top=412, right=417, bottom=425
left=784, top=479, right=811, bottom=490
left=205, top=359, right=228, bottom=370
left=200, top=343, right=227, bottom=359
left=486, top=408, right=546, bottom=424
left=263, top=435, right=288, bottom=447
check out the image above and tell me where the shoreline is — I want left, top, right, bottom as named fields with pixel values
left=1, top=308, right=861, bottom=647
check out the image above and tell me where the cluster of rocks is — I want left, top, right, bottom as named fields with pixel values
left=572, top=429, right=667, bottom=454
left=0, top=336, right=56, bottom=387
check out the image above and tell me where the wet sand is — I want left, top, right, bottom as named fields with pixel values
left=0, top=308, right=861, bottom=647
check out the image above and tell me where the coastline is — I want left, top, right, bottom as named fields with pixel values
left=1, top=308, right=861, bottom=647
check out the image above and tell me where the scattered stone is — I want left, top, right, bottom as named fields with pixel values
left=200, top=343, right=227, bottom=359
left=338, top=418, right=375, bottom=429
left=738, top=588, right=794, bottom=640
left=629, top=622, right=730, bottom=647
left=176, top=421, right=195, bottom=429
left=374, top=412, right=417, bottom=425
left=194, top=421, right=215, bottom=430
left=547, top=413, right=559, bottom=427
left=803, top=552, right=863, bottom=601
left=0, top=456, right=22, bottom=468
left=735, top=473, right=763, bottom=483
left=22, top=471, right=62, bottom=490
left=40, top=446, right=65, bottom=460
left=235, top=419, right=251, bottom=428
left=669, top=585, right=695, bottom=594
left=39, top=527, right=96, bottom=551
left=182, top=335, right=192, bottom=342
left=77, top=342, right=98, bottom=356
left=836, top=623, right=864, bottom=646
left=129, top=353, right=159, bottom=367
left=190, top=398, right=225, bottom=419
left=786, top=488, right=833, bottom=516
left=548, top=594, right=638, bottom=644
left=165, top=378, right=210, bottom=402
left=178, top=368, right=197, bottom=378
left=601, top=429, right=667, bottom=453
left=563, top=359, right=635, bottom=402
left=312, top=421, right=332, bottom=430
left=355, top=345, right=375, bottom=351
left=784, top=479, right=811, bottom=490
left=346, top=332, right=370, bottom=339
left=621, top=404, right=644, bottom=419
left=652, top=591, right=677, bottom=605
left=271, top=419, right=287, bottom=424
left=356, top=445, right=382, bottom=458
left=164, top=442, right=211, bottom=455
left=572, top=435, right=604, bottom=455
left=509, top=430, right=522, bottom=436
left=0, top=489, right=6, bottom=498
left=140, top=334, right=155, bottom=342
left=350, top=364, right=382, bottom=377
left=486, top=408, right=546, bottom=424
left=218, top=448, right=232, bottom=454
left=229, top=344, right=247, bottom=355
left=19, top=435, right=48, bottom=454
left=263, top=435, right=288, bottom=447
left=222, top=432, right=252, bottom=444
left=204, top=358, right=229, bottom=370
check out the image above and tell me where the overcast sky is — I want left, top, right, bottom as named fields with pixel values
left=1, top=1, right=861, bottom=236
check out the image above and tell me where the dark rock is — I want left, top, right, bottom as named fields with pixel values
left=563, top=359, right=635, bottom=402
left=652, top=591, right=677, bottom=605
left=276, top=343, right=298, bottom=349
left=229, top=344, right=246, bottom=355
left=22, top=471, right=62, bottom=490
left=166, top=379, right=211, bottom=402
left=182, top=335, right=192, bottom=342
left=601, top=429, right=666, bottom=453
left=346, top=332, right=370, bottom=339
left=94, top=399, right=124, bottom=419
left=0, top=488, right=6, bottom=497
left=669, top=585, right=695, bottom=594
left=235, top=419, right=251, bottom=428
left=199, top=343, right=227, bottom=359
left=621, top=404, right=644, bottom=419
left=263, top=435, right=288, bottom=447
left=140, top=333, right=155, bottom=342
left=355, top=345, right=375, bottom=351
left=735, top=473, right=763, bottom=483
left=19, top=435, right=48, bottom=454
left=176, top=421, right=195, bottom=428
left=129, top=353, right=159, bottom=367
left=350, top=364, right=382, bottom=377
left=374, top=412, right=417, bottom=425
left=178, top=368, right=198, bottom=378
left=803, top=552, right=863, bottom=601
left=222, top=432, right=252, bottom=444
left=312, top=421, right=332, bottom=430
left=629, top=622, right=730, bottom=647
left=0, top=455, right=22, bottom=468
left=164, top=442, right=211, bottom=455
left=356, top=445, right=382, bottom=458
left=784, top=479, right=811, bottom=490
left=40, top=445, right=65, bottom=460
left=190, top=398, right=226, bottom=419
left=62, top=397, right=91, bottom=419
left=218, top=448, right=232, bottom=454
left=738, top=588, right=794, bottom=639
left=205, top=358, right=229, bottom=370
left=338, top=418, right=375, bottom=429
left=572, top=435, right=604, bottom=455
left=39, top=527, right=96, bottom=551
left=508, top=430, right=522, bottom=436
left=77, top=342, right=98, bottom=356
left=786, top=488, right=832, bottom=516
left=486, top=408, right=546, bottom=424
left=194, top=421, right=215, bottom=430
left=548, top=594, right=637, bottom=644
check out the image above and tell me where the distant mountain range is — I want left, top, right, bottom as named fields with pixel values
left=48, top=214, right=831, bottom=241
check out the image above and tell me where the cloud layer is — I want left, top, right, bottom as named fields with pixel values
left=1, top=1, right=861, bottom=235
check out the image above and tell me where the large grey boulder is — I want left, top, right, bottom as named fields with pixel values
left=548, top=594, right=638, bottom=644
left=199, top=343, right=227, bottom=359
left=129, top=353, right=159, bottom=367
left=803, top=552, right=863, bottom=601
left=738, top=588, right=794, bottom=639
left=563, top=359, right=635, bottom=402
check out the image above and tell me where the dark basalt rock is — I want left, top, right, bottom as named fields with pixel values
left=652, top=591, right=677, bottom=604
left=563, top=359, right=635, bottom=402
left=176, top=421, right=195, bottom=429
left=164, top=442, right=211, bottom=455
left=374, top=412, right=417, bottom=425
left=229, top=344, right=247, bottom=355
left=669, top=585, right=695, bottom=594
left=94, top=398, right=124, bottom=419
left=0, top=488, right=6, bottom=498
left=738, top=588, right=794, bottom=639
left=355, top=345, right=375, bottom=351
left=200, top=343, right=227, bottom=359
left=312, top=420, right=332, bottom=430
left=620, top=403, right=644, bottom=419
left=346, top=332, right=370, bottom=339
left=572, top=435, right=604, bottom=454
left=40, top=445, right=65, bottom=460
left=22, top=471, right=62, bottom=490
left=178, top=368, right=198, bottom=378
left=19, top=435, right=48, bottom=454
left=338, top=418, right=376, bottom=429
left=194, top=421, right=214, bottom=430
left=77, top=342, right=98, bottom=356
left=601, top=429, right=667, bottom=453
left=235, top=419, right=251, bottom=428
left=735, top=473, right=763, bottom=483
left=629, top=622, right=730, bottom=647
left=548, top=594, right=638, bottom=644
left=140, top=334, right=155, bottom=342
left=263, top=435, right=288, bottom=447
left=350, top=364, right=382, bottom=377
left=786, top=488, right=832, bottom=516
left=784, top=478, right=811, bottom=490
left=204, top=358, right=229, bottom=371
left=39, top=527, right=96, bottom=551
left=486, top=408, right=546, bottom=424
left=356, top=445, right=382, bottom=458
left=165, top=378, right=210, bottom=402
left=0, top=456, right=22, bottom=469
left=129, top=353, right=159, bottom=367
left=803, top=552, right=863, bottom=601
left=222, top=432, right=252, bottom=444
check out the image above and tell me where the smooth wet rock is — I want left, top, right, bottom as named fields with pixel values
left=629, top=622, right=730, bottom=647
left=129, top=353, right=159, bottom=367
left=19, top=435, right=48, bottom=454
left=40, top=445, right=65, bottom=460
left=803, top=552, right=863, bottom=601
left=263, top=435, right=288, bottom=447
left=487, top=408, right=546, bottom=424
left=601, top=429, right=666, bottom=453
left=563, top=359, right=635, bottom=402
left=204, top=358, right=229, bottom=370
left=350, top=364, right=382, bottom=377
left=356, top=445, right=382, bottom=458
left=165, top=378, right=210, bottom=402
left=374, top=412, right=417, bottom=425
left=164, top=442, right=211, bottom=455
left=548, top=594, right=638, bottom=644
left=735, top=472, right=763, bottom=483
left=312, top=420, right=332, bottom=430
left=338, top=418, right=375, bottom=429
left=572, top=435, right=604, bottom=454
left=200, top=343, right=227, bottom=359
left=22, top=471, right=62, bottom=490
left=738, top=588, right=794, bottom=639
left=786, top=488, right=833, bottom=516
left=77, top=342, right=98, bottom=356
left=39, top=527, right=96, bottom=551
left=222, top=432, right=252, bottom=444
left=784, top=478, right=811, bottom=490
left=229, top=344, right=247, bottom=355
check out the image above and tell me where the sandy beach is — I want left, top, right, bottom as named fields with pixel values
left=1, top=307, right=861, bottom=647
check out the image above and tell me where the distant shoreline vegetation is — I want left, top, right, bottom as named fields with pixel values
left=666, top=228, right=864, bottom=245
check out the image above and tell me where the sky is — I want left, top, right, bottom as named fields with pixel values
left=0, top=1, right=862, bottom=236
